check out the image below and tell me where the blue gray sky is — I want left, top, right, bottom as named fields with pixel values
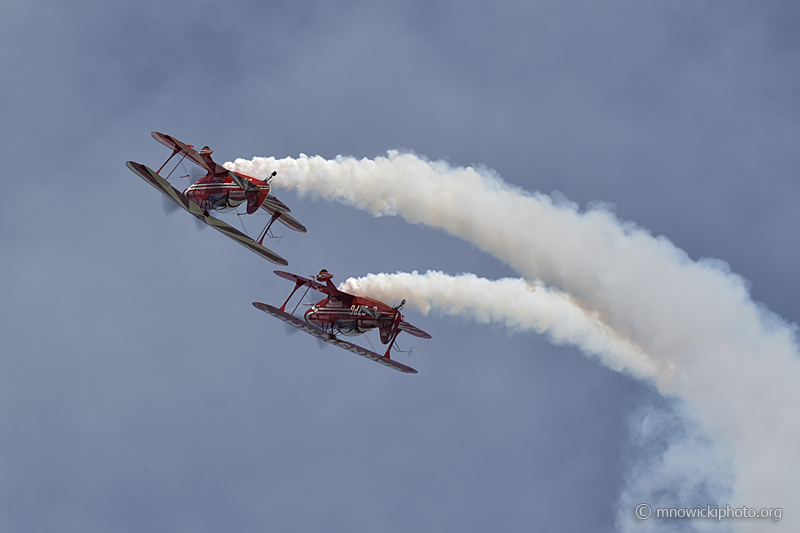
left=1, top=2, right=798, bottom=532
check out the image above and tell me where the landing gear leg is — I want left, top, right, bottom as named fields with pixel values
left=382, top=314, right=403, bottom=359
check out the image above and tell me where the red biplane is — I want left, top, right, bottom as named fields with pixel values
left=126, top=132, right=305, bottom=265
left=254, top=270, right=431, bottom=373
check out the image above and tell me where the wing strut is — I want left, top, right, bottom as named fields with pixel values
left=157, top=148, right=180, bottom=174
left=163, top=152, right=190, bottom=180
left=291, top=285, right=313, bottom=315
left=257, top=211, right=282, bottom=245
left=156, top=143, right=192, bottom=180
left=279, top=279, right=312, bottom=313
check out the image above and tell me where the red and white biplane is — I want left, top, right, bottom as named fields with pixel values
left=126, top=132, right=305, bottom=265
left=254, top=270, right=431, bottom=373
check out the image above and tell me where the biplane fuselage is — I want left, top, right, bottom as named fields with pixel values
left=253, top=270, right=431, bottom=373
left=305, top=296, right=398, bottom=339
left=184, top=173, right=268, bottom=214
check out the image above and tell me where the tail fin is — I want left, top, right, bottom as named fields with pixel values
left=245, top=189, right=264, bottom=214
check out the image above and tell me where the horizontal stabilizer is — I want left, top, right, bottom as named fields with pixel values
left=398, top=321, right=432, bottom=339
left=262, top=196, right=291, bottom=213
left=253, top=302, right=417, bottom=373
left=261, top=200, right=307, bottom=233
left=275, top=211, right=307, bottom=233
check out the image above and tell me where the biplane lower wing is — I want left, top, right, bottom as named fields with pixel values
left=252, top=302, right=418, bottom=374
left=126, top=161, right=289, bottom=266
left=151, top=132, right=210, bottom=171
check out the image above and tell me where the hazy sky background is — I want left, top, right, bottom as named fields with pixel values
left=1, top=1, right=798, bottom=532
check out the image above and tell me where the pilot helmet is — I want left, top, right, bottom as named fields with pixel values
left=316, top=269, right=334, bottom=282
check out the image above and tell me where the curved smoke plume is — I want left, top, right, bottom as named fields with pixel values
left=228, top=152, right=799, bottom=531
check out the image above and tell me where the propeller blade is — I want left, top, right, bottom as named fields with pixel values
left=176, top=162, right=207, bottom=184
left=188, top=167, right=206, bottom=184
left=193, top=215, right=207, bottom=231
left=283, top=322, right=299, bottom=337
left=316, top=338, right=328, bottom=350
left=162, top=195, right=180, bottom=216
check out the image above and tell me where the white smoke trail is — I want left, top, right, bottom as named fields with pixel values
left=228, top=152, right=799, bottom=531
left=338, top=270, right=658, bottom=379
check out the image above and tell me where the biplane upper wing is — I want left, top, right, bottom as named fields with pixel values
left=126, top=161, right=288, bottom=266
left=252, top=302, right=418, bottom=374
left=398, top=321, right=432, bottom=339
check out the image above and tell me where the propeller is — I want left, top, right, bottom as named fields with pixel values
left=161, top=195, right=180, bottom=216
left=192, top=215, right=208, bottom=231
left=283, top=292, right=317, bottom=337
left=161, top=195, right=206, bottom=230
left=177, top=162, right=206, bottom=184
left=161, top=161, right=206, bottom=230
left=283, top=322, right=299, bottom=337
